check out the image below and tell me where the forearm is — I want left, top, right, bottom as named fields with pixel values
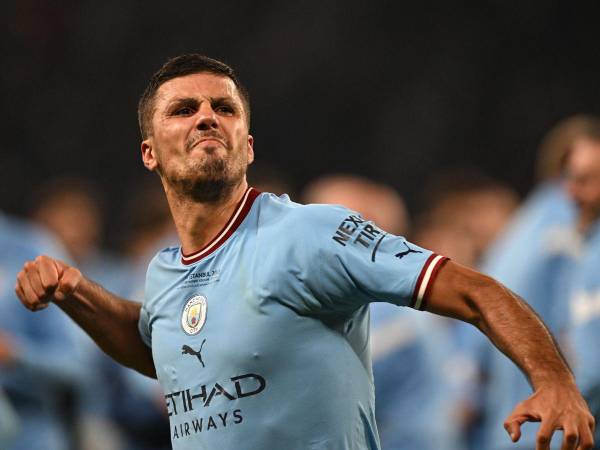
left=57, top=277, right=156, bottom=378
left=468, top=277, right=573, bottom=389
left=428, top=262, right=574, bottom=390
left=430, top=264, right=596, bottom=448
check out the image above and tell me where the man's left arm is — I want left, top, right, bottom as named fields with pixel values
left=427, top=260, right=595, bottom=450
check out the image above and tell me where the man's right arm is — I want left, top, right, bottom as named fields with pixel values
left=15, top=255, right=156, bottom=378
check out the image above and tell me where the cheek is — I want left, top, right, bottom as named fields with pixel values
left=233, top=127, right=250, bottom=149
left=156, top=118, right=189, bottom=143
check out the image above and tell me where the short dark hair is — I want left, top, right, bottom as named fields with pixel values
left=137, top=54, right=251, bottom=139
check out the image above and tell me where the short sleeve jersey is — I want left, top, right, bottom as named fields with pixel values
left=138, top=189, right=447, bottom=450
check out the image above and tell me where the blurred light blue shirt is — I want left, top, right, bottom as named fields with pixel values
left=0, top=212, right=88, bottom=450
left=476, top=182, right=578, bottom=450
left=370, top=303, right=463, bottom=450
left=569, top=219, right=600, bottom=396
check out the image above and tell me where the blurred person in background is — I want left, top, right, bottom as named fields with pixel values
left=467, top=116, right=600, bottom=450
left=301, top=174, right=409, bottom=234
left=0, top=209, right=86, bottom=450
left=31, top=178, right=102, bottom=265
left=0, top=387, right=19, bottom=447
left=100, top=179, right=176, bottom=450
left=565, top=123, right=600, bottom=450
left=31, top=177, right=174, bottom=450
left=30, top=178, right=128, bottom=287
left=411, top=168, right=520, bottom=449
left=411, top=214, right=478, bottom=268
left=302, top=174, right=462, bottom=450
left=30, top=178, right=127, bottom=449
left=415, top=168, right=520, bottom=267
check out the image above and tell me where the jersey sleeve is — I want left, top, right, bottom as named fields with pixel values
left=137, top=256, right=159, bottom=348
left=288, top=205, right=448, bottom=314
left=138, top=303, right=152, bottom=348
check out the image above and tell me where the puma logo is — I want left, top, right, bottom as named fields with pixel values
left=181, top=339, right=206, bottom=367
left=395, top=242, right=423, bottom=259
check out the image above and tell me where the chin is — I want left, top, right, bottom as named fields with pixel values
left=166, top=156, right=246, bottom=202
left=189, top=177, right=238, bottom=203
left=177, top=169, right=239, bottom=203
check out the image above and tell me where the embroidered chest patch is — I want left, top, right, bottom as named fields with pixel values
left=181, top=295, right=208, bottom=335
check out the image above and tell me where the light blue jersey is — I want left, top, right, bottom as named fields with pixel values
left=477, top=183, right=578, bottom=450
left=370, top=304, right=463, bottom=450
left=138, top=188, right=447, bottom=450
left=0, top=213, right=87, bottom=450
left=0, top=388, right=18, bottom=448
left=569, top=219, right=600, bottom=447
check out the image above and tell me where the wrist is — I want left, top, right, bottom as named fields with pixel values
left=531, top=372, right=576, bottom=391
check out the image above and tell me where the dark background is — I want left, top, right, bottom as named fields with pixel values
left=2, top=1, right=600, bottom=246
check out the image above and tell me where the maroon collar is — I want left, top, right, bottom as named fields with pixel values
left=181, top=187, right=261, bottom=265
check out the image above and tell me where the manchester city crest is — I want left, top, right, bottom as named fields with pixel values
left=181, top=295, right=208, bottom=335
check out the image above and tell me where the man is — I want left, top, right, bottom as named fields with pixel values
left=97, top=180, right=175, bottom=450
left=410, top=169, right=520, bottom=449
left=416, top=168, right=520, bottom=267
left=30, top=178, right=173, bottom=450
left=301, top=174, right=410, bottom=235
left=0, top=211, right=87, bottom=450
left=465, top=116, right=599, bottom=450
left=15, top=54, right=594, bottom=450
left=565, top=127, right=600, bottom=450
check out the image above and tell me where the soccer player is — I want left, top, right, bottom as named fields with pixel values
left=565, top=126, right=600, bottom=450
left=0, top=211, right=87, bottom=450
left=15, top=54, right=594, bottom=450
left=464, top=116, right=600, bottom=450
left=30, top=178, right=174, bottom=450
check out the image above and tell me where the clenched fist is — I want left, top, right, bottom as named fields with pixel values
left=15, top=255, right=83, bottom=311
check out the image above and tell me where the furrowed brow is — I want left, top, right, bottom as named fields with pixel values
left=167, top=97, right=199, bottom=109
left=209, top=96, right=236, bottom=105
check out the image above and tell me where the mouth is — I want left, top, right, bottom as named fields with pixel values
left=188, top=136, right=227, bottom=152
left=198, top=138, right=225, bottom=146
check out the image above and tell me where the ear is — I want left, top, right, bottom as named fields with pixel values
left=141, top=139, right=158, bottom=171
left=247, top=134, right=255, bottom=165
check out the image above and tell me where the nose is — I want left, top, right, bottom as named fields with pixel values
left=195, top=102, right=218, bottom=131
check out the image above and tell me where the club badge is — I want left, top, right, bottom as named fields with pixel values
left=181, top=295, right=208, bottom=335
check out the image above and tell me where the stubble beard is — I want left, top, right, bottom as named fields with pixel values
left=166, top=149, right=245, bottom=203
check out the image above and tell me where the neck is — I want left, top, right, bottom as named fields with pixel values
left=164, top=178, right=249, bottom=255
